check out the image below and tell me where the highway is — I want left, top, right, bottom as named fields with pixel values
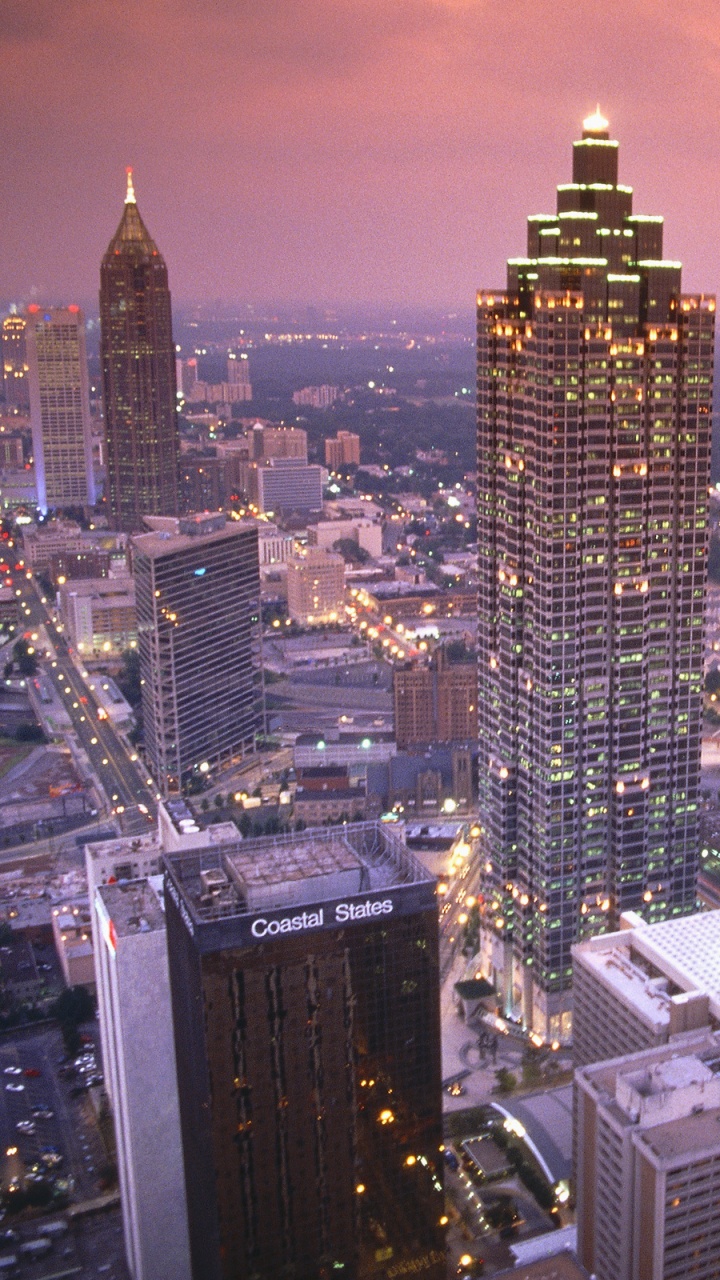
left=9, top=566, right=158, bottom=825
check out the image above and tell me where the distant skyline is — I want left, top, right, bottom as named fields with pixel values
left=2, top=1, right=720, bottom=307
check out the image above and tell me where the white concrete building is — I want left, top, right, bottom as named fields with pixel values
left=307, top=517, right=382, bottom=559
left=572, top=909, right=720, bottom=1067
left=576, top=1030, right=720, bottom=1280
left=94, top=876, right=191, bottom=1280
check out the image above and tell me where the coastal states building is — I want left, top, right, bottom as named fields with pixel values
left=163, top=822, right=445, bottom=1280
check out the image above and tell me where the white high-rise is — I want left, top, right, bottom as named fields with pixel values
left=26, top=305, right=95, bottom=513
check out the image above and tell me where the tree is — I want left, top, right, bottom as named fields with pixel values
left=332, top=537, right=370, bottom=565
left=12, top=638, right=37, bottom=676
left=117, top=647, right=142, bottom=707
left=15, top=723, right=45, bottom=743
left=494, top=1067, right=517, bottom=1094
left=52, top=984, right=95, bottom=1026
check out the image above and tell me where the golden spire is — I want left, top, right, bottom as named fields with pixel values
left=125, top=167, right=136, bottom=205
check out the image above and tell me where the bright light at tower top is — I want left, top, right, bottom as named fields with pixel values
left=583, top=105, right=609, bottom=134
left=125, top=167, right=136, bottom=205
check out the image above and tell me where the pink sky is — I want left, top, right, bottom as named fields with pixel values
left=2, top=0, right=720, bottom=306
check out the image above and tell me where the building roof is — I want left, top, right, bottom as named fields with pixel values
left=97, top=878, right=166, bottom=937
left=132, top=514, right=257, bottom=561
left=165, top=821, right=436, bottom=927
left=573, top=909, right=720, bottom=1026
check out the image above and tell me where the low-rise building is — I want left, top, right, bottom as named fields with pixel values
left=571, top=909, right=720, bottom=1068
left=51, top=900, right=95, bottom=990
left=307, top=516, right=382, bottom=558
left=58, top=576, right=136, bottom=657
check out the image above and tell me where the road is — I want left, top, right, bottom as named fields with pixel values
left=437, top=835, right=482, bottom=982
left=9, top=569, right=158, bottom=825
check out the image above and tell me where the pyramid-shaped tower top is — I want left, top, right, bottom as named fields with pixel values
left=104, top=168, right=161, bottom=259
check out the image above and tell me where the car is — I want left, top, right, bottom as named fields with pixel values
left=23, top=1067, right=41, bottom=1078
left=16, top=1120, right=35, bottom=1134
left=5, top=1083, right=24, bottom=1093
left=2, top=1067, right=21, bottom=1077
left=446, top=1081, right=466, bottom=1097
left=31, top=1107, right=54, bottom=1120
left=40, top=1152, right=63, bottom=1169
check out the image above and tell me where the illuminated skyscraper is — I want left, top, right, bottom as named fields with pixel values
left=476, top=111, right=714, bottom=1040
left=2, top=315, right=30, bottom=408
left=25, top=305, right=95, bottom=513
left=100, top=170, right=180, bottom=532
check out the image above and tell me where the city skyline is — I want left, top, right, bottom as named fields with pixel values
left=1, top=3, right=720, bottom=307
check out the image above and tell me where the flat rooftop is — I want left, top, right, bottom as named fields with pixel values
left=225, top=834, right=360, bottom=889
left=636, top=1101, right=720, bottom=1162
left=132, top=515, right=257, bottom=560
left=573, top=909, right=720, bottom=1027
left=165, top=821, right=436, bottom=927
left=97, top=877, right=165, bottom=937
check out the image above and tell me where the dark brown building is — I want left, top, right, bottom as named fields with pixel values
left=164, top=823, right=445, bottom=1280
left=393, top=648, right=478, bottom=748
left=100, top=169, right=181, bottom=531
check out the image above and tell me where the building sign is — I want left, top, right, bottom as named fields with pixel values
left=164, top=873, right=436, bottom=954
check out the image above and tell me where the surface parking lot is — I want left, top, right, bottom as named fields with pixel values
left=0, top=1025, right=129, bottom=1279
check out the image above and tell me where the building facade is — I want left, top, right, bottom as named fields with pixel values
left=100, top=170, right=181, bottom=531
left=133, top=513, right=262, bottom=795
left=163, top=822, right=445, bottom=1280
left=25, top=306, right=95, bottom=513
left=1, top=315, right=30, bottom=408
left=576, top=1031, right=720, bottom=1280
left=476, top=111, right=714, bottom=1039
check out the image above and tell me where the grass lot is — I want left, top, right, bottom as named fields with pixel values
left=0, top=736, right=34, bottom=781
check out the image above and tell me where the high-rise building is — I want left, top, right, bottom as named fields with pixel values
left=325, top=430, right=360, bottom=468
left=100, top=170, right=181, bottom=531
left=163, top=822, right=445, bottom=1280
left=93, top=876, right=192, bottom=1280
left=576, top=1030, right=720, bottom=1280
left=132, top=512, right=262, bottom=795
left=476, top=110, right=714, bottom=1040
left=25, top=306, right=95, bottom=514
left=1, top=315, right=30, bottom=408
left=286, top=546, right=345, bottom=624
left=227, top=351, right=252, bottom=399
left=393, top=649, right=478, bottom=749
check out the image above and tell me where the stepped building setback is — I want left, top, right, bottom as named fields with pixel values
left=476, top=110, right=714, bottom=1040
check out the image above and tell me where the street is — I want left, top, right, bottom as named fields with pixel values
left=8, top=568, right=157, bottom=824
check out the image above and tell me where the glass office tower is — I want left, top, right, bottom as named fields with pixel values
left=164, top=823, right=445, bottom=1280
left=476, top=112, right=714, bottom=1040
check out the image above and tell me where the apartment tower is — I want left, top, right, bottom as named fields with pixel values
left=100, top=170, right=181, bottom=531
left=476, top=111, right=714, bottom=1040
left=25, top=305, right=95, bottom=513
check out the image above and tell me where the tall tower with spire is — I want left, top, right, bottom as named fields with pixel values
left=100, top=170, right=181, bottom=531
left=476, top=113, right=715, bottom=1040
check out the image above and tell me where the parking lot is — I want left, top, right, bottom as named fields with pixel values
left=0, top=1025, right=129, bottom=1279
